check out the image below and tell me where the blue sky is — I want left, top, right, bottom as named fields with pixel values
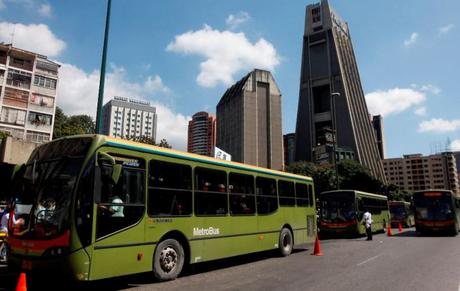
left=0, top=0, right=459, bottom=155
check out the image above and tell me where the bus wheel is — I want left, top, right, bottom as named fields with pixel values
left=153, top=239, right=185, bottom=281
left=279, top=228, right=293, bottom=257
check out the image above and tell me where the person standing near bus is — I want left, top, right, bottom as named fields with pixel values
left=363, top=209, right=372, bottom=240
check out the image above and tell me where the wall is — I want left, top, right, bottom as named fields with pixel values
left=0, top=136, right=38, bottom=164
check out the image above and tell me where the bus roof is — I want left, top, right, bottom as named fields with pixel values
left=320, top=189, right=387, bottom=200
left=94, top=135, right=313, bottom=182
left=388, top=201, right=410, bottom=205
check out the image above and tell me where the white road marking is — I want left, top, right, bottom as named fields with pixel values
left=356, top=254, right=382, bottom=266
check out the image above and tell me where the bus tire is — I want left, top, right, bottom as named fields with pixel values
left=153, top=238, right=185, bottom=281
left=279, top=228, right=293, bottom=257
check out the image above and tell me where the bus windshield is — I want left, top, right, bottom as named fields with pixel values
left=414, top=195, right=454, bottom=221
left=321, top=192, right=356, bottom=222
left=10, top=138, right=92, bottom=240
left=390, top=205, right=406, bottom=220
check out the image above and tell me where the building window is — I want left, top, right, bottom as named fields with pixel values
left=34, top=75, right=57, bottom=89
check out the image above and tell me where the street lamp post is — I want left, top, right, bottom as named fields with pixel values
left=95, top=0, right=112, bottom=134
left=331, top=92, right=341, bottom=190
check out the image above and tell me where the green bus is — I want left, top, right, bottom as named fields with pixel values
left=7, top=135, right=316, bottom=281
left=319, top=190, right=389, bottom=236
left=413, top=190, right=460, bottom=236
left=389, top=201, right=415, bottom=228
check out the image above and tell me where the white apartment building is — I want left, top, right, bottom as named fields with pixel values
left=0, top=43, right=59, bottom=143
left=102, top=96, right=157, bottom=141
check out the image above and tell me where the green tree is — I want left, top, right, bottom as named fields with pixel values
left=286, top=161, right=336, bottom=194
left=0, top=131, right=11, bottom=140
left=53, top=107, right=95, bottom=139
left=128, top=136, right=172, bottom=149
left=128, top=135, right=157, bottom=145
left=66, top=115, right=95, bottom=134
left=158, top=139, right=172, bottom=149
left=286, top=161, right=316, bottom=177
left=337, top=159, right=383, bottom=194
left=52, top=106, right=68, bottom=139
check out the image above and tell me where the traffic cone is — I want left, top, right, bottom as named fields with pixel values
left=398, top=223, right=403, bottom=233
left=311, top=235, right=323, bottom=256
left=16, top=272, right=27, bottom=291
left=387, top=225, right=392, bottom=236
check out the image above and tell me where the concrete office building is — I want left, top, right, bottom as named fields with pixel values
left=284, top=133, right=296, bottom=167
left=102, top=96, right=157, bottom=141
left=294, top=0, right=386, bottom=182
left=187, top=111, right=216, bottom=156
left=0, top=43, right=60, bottom=143
left=383, top=153, right=459, bottom=195
left=216, top=69, right=283, bottom=170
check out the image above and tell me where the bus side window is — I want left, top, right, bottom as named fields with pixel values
left=194, top=167, right=227, bottom=216
left=308, top=185, right=314, bottom=207
left=256, top=177, right=278, bottom=214
left=148, top=160, right=192, bottom=216
left=229, top=173, right=255, bottom=215
left=278, top=180, right=295, bottom=207
left=295, top=183, right=308, bottom=207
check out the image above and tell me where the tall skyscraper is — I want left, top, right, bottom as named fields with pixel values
left=187, top=111, right=216, bottom=156
left=102, top=96, right=157, bottom=141
left=294, top=0, right=386, bottom=182
left=284, top=133, right=296, bottom=167
left=0, top=43, right=60, bottom=143
left=216, top=69, right=283, bottom=170
left=372, top=115, right=385, bottom=159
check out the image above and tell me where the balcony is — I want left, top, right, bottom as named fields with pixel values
left=3, top=87, right=29, bottom=108
left=9, top=56, right=34, bottom=72
left=6, top=69, right=32, bottom=90
left=29, top=93, right=54, bottom=114
left=26, top=112, right=52, bottom=132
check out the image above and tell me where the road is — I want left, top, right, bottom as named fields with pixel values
left=2, top=229, right=460, bottom=291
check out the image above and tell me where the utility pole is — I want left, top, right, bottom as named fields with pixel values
left=95, top=0, right=112, bottom=134
left=331, top=92, right=341, bottom=190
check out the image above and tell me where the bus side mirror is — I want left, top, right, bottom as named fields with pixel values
left=97, top=152, right=122, bottom=184
left=112, top=164, right=122, bottom=185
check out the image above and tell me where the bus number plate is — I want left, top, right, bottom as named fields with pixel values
left=22, top=260, right=32, bottom=270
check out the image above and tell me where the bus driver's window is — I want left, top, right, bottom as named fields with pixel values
left=96, top=157, right=145, bottom=239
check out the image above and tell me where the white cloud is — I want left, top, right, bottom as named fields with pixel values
left=439, top=24, right=454, bottom=34
left=166, top=25, right=280, bottom=88
left=0, top=22, right=65, bottom=57
left=414, top=107, right=427, bottom=116
left=226, top=12, right=250, bottom=29
left=365, top=88, right=426, bottom=116
left=451, top=139, right=460, bottom=151
left=418, top=84, right=441, bottom=95
left=403, top=32, right=418, bottom=47
left=418, top=118, right=460, bottom=133
left=57, top=63, right=189, bottom=150
left=38, top=3, right=51, bottom=17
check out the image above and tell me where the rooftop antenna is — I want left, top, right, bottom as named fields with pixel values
left=10, top=23, right=16, bottom=46
left=445, top=137, right=452, bottom=152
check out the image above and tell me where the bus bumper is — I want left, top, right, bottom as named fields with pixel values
left=8, top=248, right=91, bottom=281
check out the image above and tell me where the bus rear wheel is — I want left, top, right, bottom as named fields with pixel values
left=279, top=228, right=293, bottom=257
left=153, top=239, right=185, bottom=281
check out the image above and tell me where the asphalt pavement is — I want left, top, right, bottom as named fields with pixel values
left=1, top=228, right=460, bottom=291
